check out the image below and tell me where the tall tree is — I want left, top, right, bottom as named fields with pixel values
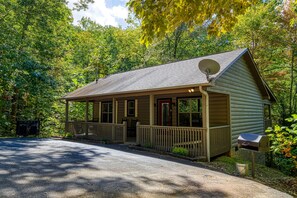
left=0, top=0, right=72, bottom=135
left=232, top=1, right=297, bottom=123
left=127, top=0, right=259, bottom=45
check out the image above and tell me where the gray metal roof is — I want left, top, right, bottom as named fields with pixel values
left=64, top=48, right=248, bottom=100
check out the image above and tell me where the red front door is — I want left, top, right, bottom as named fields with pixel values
left=158, top=99, right=172, bottom=126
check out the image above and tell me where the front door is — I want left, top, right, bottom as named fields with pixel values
left=158, top=99, right=172, bottom=126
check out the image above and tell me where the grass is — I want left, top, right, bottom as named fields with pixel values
left=198, top=154, right=297, bottom=197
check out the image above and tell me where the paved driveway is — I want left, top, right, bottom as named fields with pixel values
left=0, top=138, right=291, bottom=198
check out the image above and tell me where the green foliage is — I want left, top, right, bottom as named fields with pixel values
left=0, top=0, right=72, bottom=137
left=63, top=132, right=74, bottom=139
left=266, top=114, right=297, bottom=176
left=128, top=0, right=256, bottom=45
left=232, top=1, right=297, bottom=124
left=172, top=147, right=189, bottom=156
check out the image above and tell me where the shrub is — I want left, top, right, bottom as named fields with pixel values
left=172, top=147, right=189, bottom=156
left=63, top=132, right=73, bottom=138
left=266, top=114, right=297, bottom=176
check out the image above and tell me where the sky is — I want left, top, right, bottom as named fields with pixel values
left=67, top=0, right=129, bottom=28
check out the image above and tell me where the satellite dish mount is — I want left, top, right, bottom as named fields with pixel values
left=198, top=59, right=220, bottom=82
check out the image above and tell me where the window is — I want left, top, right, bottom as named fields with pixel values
left=178, top=98, right=202, bottom=127
left=127, top=100, right=135, bottom=117
left=101, top=102, right=113, bottom=123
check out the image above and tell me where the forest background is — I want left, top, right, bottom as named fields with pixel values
left=1, top=0, right=296, bottom=137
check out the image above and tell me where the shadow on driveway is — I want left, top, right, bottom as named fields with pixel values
left=0, top=138, right=243, bottom=197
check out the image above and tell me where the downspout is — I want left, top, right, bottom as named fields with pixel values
left=199, top=86, right=210, bottom=162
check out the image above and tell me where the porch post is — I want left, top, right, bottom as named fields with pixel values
left=85, top=100, right=89, bottom=121
left=135, top=99, right=138, bottom=118
left=98, top=102, right=101, bottom=123
left=123, top=121, right=127, bottom=143
left=112, top=97, right=115, bottom=141
left=124, top=100, right=127, bottom=117
left=115, top=100, right=118, bottom=124
left=85, top=100, right=89, bottom=136
left=149, top=95, right=154, bottom=144
left=136, top=121, right=140, bottom=144
left=65, top=100, right=69, bottom=132
left=200, top=86, right=210, bottom=162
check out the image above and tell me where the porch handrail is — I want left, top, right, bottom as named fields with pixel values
left=66, top=121, right=127, bottom=143
left=137, top=124, right=207, bottom=159
left=138, top=124, right=206, bottom=130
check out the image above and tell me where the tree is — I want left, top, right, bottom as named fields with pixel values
left=282, top=1, right=297, bottom=116
left=0, top=0, right=73, bottom=136
left=232, top=1, right=297, bottom=123
left=127, top=0, right=258, bottom=45
left=142, top=24, right=234, bottom=64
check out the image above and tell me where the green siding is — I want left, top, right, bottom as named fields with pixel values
left=208, top=57, right=264, bottom=146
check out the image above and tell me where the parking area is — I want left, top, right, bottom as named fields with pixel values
left=0, top=138, right=291, bottom=198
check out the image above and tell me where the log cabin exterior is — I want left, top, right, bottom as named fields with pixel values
left=63, top=48, right=275, bottom=161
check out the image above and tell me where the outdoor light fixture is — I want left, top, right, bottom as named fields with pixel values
left=188, top=88, right=195, bottom=93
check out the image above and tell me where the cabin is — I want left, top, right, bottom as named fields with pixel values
left=63, top=48, right=275, bottom=161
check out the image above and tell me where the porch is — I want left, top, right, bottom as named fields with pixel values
left=65, top=88, right=231, bottom=161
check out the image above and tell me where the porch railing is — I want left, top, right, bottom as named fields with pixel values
left=66, top=121, right=127, bottom=143
left=209, top=125, right=231, bottom=157
left=137, top=124, right=207, bottom=159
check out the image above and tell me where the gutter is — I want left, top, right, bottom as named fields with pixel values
left=61, top=83, right=212, bottom=101
left=199, top=86, right=210, bottom=162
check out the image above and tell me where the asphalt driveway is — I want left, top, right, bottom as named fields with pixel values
left=0, top=138, right=291, bottom=198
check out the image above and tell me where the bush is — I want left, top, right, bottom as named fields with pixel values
left=266, top=114, right=297, bottom=176
left=172, top=147, right=189, bottom=156
left=63, top=132, right=73, bottom=138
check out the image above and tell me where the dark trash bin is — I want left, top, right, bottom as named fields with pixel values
left=16, top=120, right=40, bottom=137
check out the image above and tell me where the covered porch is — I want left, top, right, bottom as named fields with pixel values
left=65, top=87, right=231, bottom=161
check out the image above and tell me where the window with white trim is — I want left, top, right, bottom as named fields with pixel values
left=127, top=100, right=135, bottom=117
left=178, top=98, right=202, bottom=127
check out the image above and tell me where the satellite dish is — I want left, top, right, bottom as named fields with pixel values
left=198, top=59, right=220, bottom=81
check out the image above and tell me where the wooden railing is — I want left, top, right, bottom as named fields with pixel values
left=66, top=121, right=127, bottom=143
left=137, top=124, right=207, bottom=159
left=67, top=121, right=85, bottom=135
left=209, top=125, right=231, bottom=157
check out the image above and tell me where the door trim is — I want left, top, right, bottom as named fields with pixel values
left=157, top=98, right=172, bottom=126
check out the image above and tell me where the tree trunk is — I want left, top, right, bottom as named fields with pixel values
left=289, top=49, right=294, bottom=115
left=10, top=87, right=19, bottom=131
